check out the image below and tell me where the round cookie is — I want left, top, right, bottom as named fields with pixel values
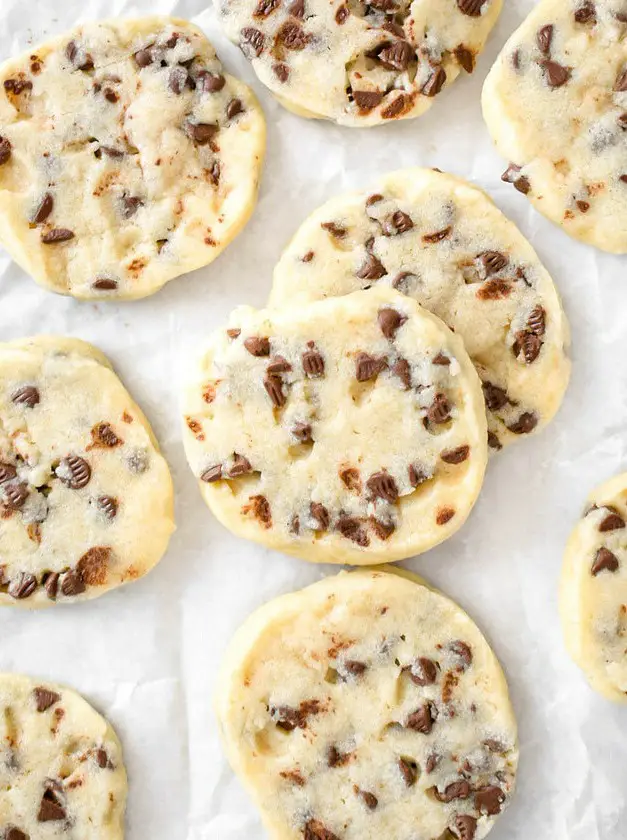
left=0, top=17, right=266, bottom=299
left=270, top=168, right=571, bottom=451
left=483, top=0, right=627, bottom=253
left=216, top=0, right=502, bottom=127
left=182, top=286, right=488, bottom=565
left=215, top=568, right=519, bottom=840
left=0, top=336, right=174, bottom=608
left=0, top=673, right=126, bottom=838
left=560, top=473, right=627, bottom=703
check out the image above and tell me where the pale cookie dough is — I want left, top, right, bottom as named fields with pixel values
left=0, top=336, right=174, bottom=608
left=561, top=473, right=627, bottom=703
left=270, top=168, right=571, bottom=451
left=0, top=673, right=126, bottom=838
left=182, top=286, right=488, bottom=565
left=0, top=17, right=266, bottom=299
left=216, top=0, right=502, bottom=126
left=216, top=568, right=519, bottom=840
left=483, top=0, right=627, bottom=253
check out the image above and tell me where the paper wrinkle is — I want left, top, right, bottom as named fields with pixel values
left=0, top=0, right=626, bottom=838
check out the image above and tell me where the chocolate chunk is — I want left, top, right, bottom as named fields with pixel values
left=275, top=20, right=311, bottom=50
left=201, top=465, right=222, bottom=483
left=41, top=228, right=74, bottom=244
left=264, top=375, right=286, bottom=407
left=378, top=307, right=406, bottom=339
left=427, top=393, right=451, bottom=424
left=475, top=785, right=505, bottom=815
left=4, top=483, right=28, bottom=510
left=356, top=253, right=387, bottom=280
left=398, top=757, right=418, bottom=786
left=453, top=815, right=477, bottom=840
left=302, top=346, right=325, bottom=377
left=339, top=467, right=361, bottom=492
left=408, top=657, right=438, bottom=686
left=244, top=336, right=271, bottom=356
left=392, top=358, right=411, bottom=389
left=226, top=98, right=244, bottom=119
left=0, top=136, right=12, bottom=166
left=480, top=251, right=508, bottom=275
left=356, top=788, right=378, bottom=810
left=273, top=63, right=290, bottom=82
left=434, top=780, right=471, bottom=802
left=34, top=687, right=60, bottom=712
left=441, top=445, right=470, bottom=465
left=355, top=353, right=386, bottom=382
left=353, top=90, right=383, bottom=110
left=90, top=422, right=121, bottom=448
left=378, top=40, right=413, bottom=71
left=409, top=464, right=428, bottom=487
left=97, top=496, right=118, bottom=519
left=482, top=382, right=508, bottom=411
left=240, top=27, right=265, bottom=58
left=6, top=829, right=28, bottom=840
left=421, top=65, right=446, bottom=97
left=134, top=48, right=153, bottom=67
left=184, top=121, right=218, bottom=146
left=592, top=547, right=619, bottom=575
left=37, top=787, right=66, bottom=822
left=57, top=455, right=91, bottom=489
left=8, top=572, right=37, bottom=600
left=406, top=703, right=434, bottom=733
left=502, top=164, right=530, bottom=194
left=436, top=507, right=455, bottom=525
left=422, top=226, right=452, bottom=244
left=457, top=0, right=485, bottom=15
left=599, top=509, right=625, bottom=531
left=371, top=517, right=395, bottom=539
left=198, top=71, right=226, bottom=92
left=228, top=455, right=253, bottom=478
left=574, top=3, right=596, bottom=23
left=60, top=570, right=86, bottom=597
left=271, top=700, right=320, bottom=730
left=449, top=640, right=472, bottom=669
left=0, top=463, right=17, bottom=484
left=336, top=515, right=369, bottom=546
left=335, top=5, right=349, bottom=24
left=31, top=193, right=54, bottom=225
left=383, top=94, right=409, bottom=119
left=454, top=45, right=475, bottom=73
left=310, top=501, right=330, bottom=530
left=507, top=412, right=538, bottom=434
left=12, top=385, right=40, bottom=408
left=43, top=572, right=59, bottom=600
left=366, top=472, right=398, bottom=503
left=304, top=820, right=340, bottom=840
left=254, top=0, right=281, bottom=15
left=267, top=355, right=292, bottom=374
left=540, top=60, right=571, bottom=88
left=536, top=24, right=554, bottom=54
left=77, top=546, right=110, bottom=586
left=292, top=422, right=312, bottom=442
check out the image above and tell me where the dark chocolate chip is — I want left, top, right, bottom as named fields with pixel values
left=453, top=815, right=477, bottom=840
left=536, top=24, right=554, bottom=54
left=353, top=90, right=383, bottom=110
left=41, top=228, right=74, bottom=244
left=392, top=358, right=411, bottom=389
left=184, top=121, right=218, bottom=146
left=134, top=48, right=154, bottom=67
left=398, top=756, right=418, bottom=786
left=244, top=336, right=271, bottom=356
left=422, top=226, right=452, bottom=244
left=226, top=98, right=244, bottom=119
left=76, top=546, right=110, bottom=586
left=356, top=788, right=378, bottom=810
left=8, top=572, right=37, bottom=600
left=97, top=496, right=118, bottom=520
left=336, top=515, right=369, bottom=546
left=12, top=385, right=39, bottom=408
left=507, top=412, right=538, bottom=434
left=475, top=785, right=505, bottom=815
left=201, top=465, right=222, bottom=483
left=345, top=660, right=367, bottom=677
left=482, top=382, right=508, bottom=411
left=197, top=71, right=226, bottom=92
left=228, top=455, right=253, bottom=477
left=408, top=464, right=427, bottom=487
left=302, top=347, right=325, bottom=377
left=57, top=455, right=91, bottom=489
left=599, top=510, right=625, bottom=531
left=592, top=547, right=619, bottom=575
left=449, top=640, right=472, bottom=669
left=241, top=26, right=266, bottom=58
left=43, top=572, right=59, bottom=600
left=366, top=472, right=398, bottom=503
left=378, top=308, right=406, bottom=339
left=31, top=193, right=53, bottom=224
left=540, top=60, right=571, bottom=88
left=288, top=0, right=305, bottom=15
left=502, top=164, right=530, bottom=194
left=6, top=828, right=29, bottom=840
left=441, top=445, right=470, bottom=465
left=310, top=501, right=330, bottom=530
left=355, top=352, right=386, bottom=382
left=427, top=393, right=451, bottom=424
left=421, top=65, right=446, bottom=97
left=34, top=687, right=60, bottom=712
left=304, top=820, right=340, bottom=840
left=60, top=570, right=86, bottom=597
left=37, top=787, right=66, bottom=822
left=574, top=2, right=596, bottom=23
left=92, top=277, right=118, bottom=291
left=264, top=375, right=286, bottom=407
left=378, top=40, right=413, bottom=71
left=267, top=355, right=292, bottom=374
left=454, top=44, right=475, bottom=73
left=434, top=780, right=471, bottom=802
left=479, top=251, right=509, bottom=275
left=407, top=657, right=438, bottom=686
left=406, top=703, right=434, bottom=733
left=356, top=253, right=386, bottom=280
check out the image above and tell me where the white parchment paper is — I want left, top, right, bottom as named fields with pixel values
left=1, top=0, right=626, bottom=837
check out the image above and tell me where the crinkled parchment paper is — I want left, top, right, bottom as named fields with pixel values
left=1, top=0, right=626, bottom=837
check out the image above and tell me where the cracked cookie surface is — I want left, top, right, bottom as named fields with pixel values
left=216, top=568, right=518, bottom=840
left=0, top=336, right=174, bottom=607
left=561, top=472, right=627, bottom=703
left=0, top=17, right=265, bottom=299
left=182, top=286, right=487, bottom=565
left=0, top=673, right=126, bottom=838
left=216, top=0, right=501, bottom=126
left=483, top=0, right=627, bottom=253
left=270, top=168, right=570, bottom=451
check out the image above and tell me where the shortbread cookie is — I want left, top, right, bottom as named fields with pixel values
left=561, top=473, right=627, bottom=703
left=0, top=673, right=126, bottom=837
left=216, top=568, right=519, bottom=840
left=182, top=286, right=487, bottom=565
left=0, top=17, right=266, bottom=299
left=216, top=0, right=502, bottom=126
left=270, top=169, right=571, bottom=451
left=0, top=336, right=174, bottom=607
left=483, top=0, right=627, bottom=253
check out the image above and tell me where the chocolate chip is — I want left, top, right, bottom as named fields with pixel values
left=310, top=501, right=330, bottom=530
left=57, top=455, right=91, bottom=489
left=91, top=276, right=118, bottom=292
left=31, top=193, right=53, bottom=225
left=433, top=353, right=450, bottom=366
left=421, top=65, right=446, bottom=97
left=264, top=375, right=286, bottom=407
left=304, top=820, right=340, bottom=840
left=392, top=358, right=411, bottom=389
left=425, top=753, right=440, bottom=773
left=408, top=464, right=427, bottom=487
left=271, top=700, right=320, bottom=730
left=226, top=98, right=244, bottom=119
left=366, top=472, right=398, bottom=503
left=275, top=20, right=311, bottom=50
left=41, top=228, right=74, bottom=244
left=353, top=90, right=383, bottom=110
left=12, top=385, right=40, bottom=408
left=273, top=63, right=290, bottom=82
left=227, top=328, right=241, bottom=339
left=454, top=45, right=475, bottom=73
left=449, top=639, right=472, bottom=669
left=167, top=67, right=188, bottom=94
left=576, top=199, right=590, bottom=213
left=371, top=517, right=395, bottom=539
left=378, top=308, right=406, bottom=339
left=302, top=250, right=315, bottom=262
left=60, top=570, right=86, bottom=597
left=209, top=161, right=221, bottom=186
left=392, top=271, right=418, bottom=293
left=0, top=136, right=12, bottom=166
left=592, top=547, right=619, bottom=575
left=228, top=454, right=254, bottom=477
left=398, top=757, right=418, bottom=786
left=37, top=787, right=66, bottom=822
left=355, top=353, right=386, bottom=382
left=292, top=422, right=312, bottom=442
left=434, top=780, right=471, bottom=802
left=121, top=195, right=143, bottom=218
left=479, top=251, right=508, bottom=276
left=8, top=572, right=37, bottom=600
left=507, top=412, right=538, bottom=434
left=90, top=422, right=122, bottom=448
left=336, top=515, right=369, bottom=546
left=382, top=210, right=414, bottom=237
left=0, top=463, right=17, bottom=484
left=356, top=253, right=386, bottom=280
left=302, top=346, right=325, bottom=377
left=134, top=48, right=153, bottom=67
left=378, top=40, right=413, bottom=71
left=615, top=67, right=627, bottom=93
left=599, top=509, right=625, bottom=531
left=339, top=467, right=361, bottom=492
left=453, top=815, right=477, bottom=840
left=198, top=71, right=226, bottom=92
left=34, top=687, right=60, bottom=712
left=3, top=483, right=28, bottom=510
left=457, top=0, right=485, bottom=15
left=482, top=382, right=508, bottom=411
left=288, top=0, right=305, bottom=15
left=427, top=393, right=451, bottom=424
left=536, top=24, right=554, bottom=54
left=184, top=121, right=218, bottom=146
left=441, top=445, right=470, bottom=465
left=475, top=785, right=505, bottom=815
left=514, top=331, right=542, bottom=364
left=77, top=546, right=110, bottom=585
left=502, top=164, right=530, bottom=194
left=95, top=748, right=111, bottom=768
left=43, top=572, right=59, bottom=600
left=103, top=87, right=119, bottom=103
left=327, top=745, right=349, bottom=767
left=97, top=496, right=118, bottom=519
left=422, top=226, right=452, bottom=244
left=540, top=60, right=571, bottom=88
left=5, top=829, right=28, bottom=840
left=66, top=40, right=94, bottom=71
left=574, top=2, right=596, bottom=23
left=254, top=0, right=281, bottom=15
left=345, top=660, right=367, bottom=677
left=267, top=355, right=292, bottom=374
left=244, top=336, right=270, bottom=356
left=335, top=5, right=349, bottom=24
left=408, top=657, right=438, bottom=686
left=201, top=465, right=222, bottom=483
left=406, top=703, right=434, bottom=733
left=355, top=788, right=378, bottom=810
left=527, top=305, right=546, bottom=336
